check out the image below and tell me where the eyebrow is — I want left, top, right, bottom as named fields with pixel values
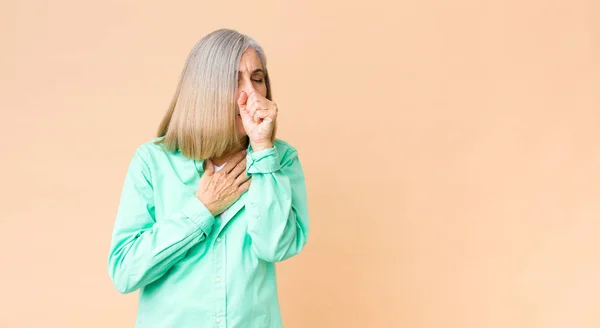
left=238, top=68, right=265, bottom=75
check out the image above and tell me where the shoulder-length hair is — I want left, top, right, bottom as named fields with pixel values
left=155, top=28, right=277, bottom=160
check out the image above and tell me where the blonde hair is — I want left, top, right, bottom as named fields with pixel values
left=155, top=28, right=277, bottom=159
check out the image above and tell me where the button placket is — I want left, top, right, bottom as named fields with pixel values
left=214, top=231, right=227, bottom=327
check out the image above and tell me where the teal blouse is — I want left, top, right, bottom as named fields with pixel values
left=107, top=137, right=310, bottom=328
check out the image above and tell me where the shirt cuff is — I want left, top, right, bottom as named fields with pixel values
left=246, top=145, right=281, bottom=174
left=180, top=196, right=215, bottom=232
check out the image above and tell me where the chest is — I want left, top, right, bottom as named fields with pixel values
left=151, top=160, right=249, bottom=238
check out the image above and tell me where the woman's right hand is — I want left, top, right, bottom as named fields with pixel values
left=196, top=150, right=252, bottom=216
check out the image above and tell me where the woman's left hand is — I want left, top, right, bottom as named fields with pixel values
left=238, top=89, right=277, bottom=151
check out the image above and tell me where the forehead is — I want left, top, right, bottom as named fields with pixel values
left=238, top=47, right=263, bottom=72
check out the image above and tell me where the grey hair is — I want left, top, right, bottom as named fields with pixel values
left=155, top=28, right=276, bottom=160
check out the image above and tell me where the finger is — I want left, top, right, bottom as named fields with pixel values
left=247, top=98, right=258, bottom=121
left=239, top=103, right=251, bottom=122
left=237, top=176, right=252, bottom=193
left=234, top=169, right=250, bottom=186
left=222, top=150, right=247, bottom=174
left=266, top=105, right=276, bottom=122
left=253, top=97, right=271, bottom=111
left=237, top=91, right=248, bottom=109
left=238, top=91, right=250, bottom=121
left=229, top=157, right=247, bottom=179
left=253, top=109, right=270, bottom=122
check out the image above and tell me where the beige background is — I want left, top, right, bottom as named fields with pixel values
left=2, top=0, right=599, bottom=327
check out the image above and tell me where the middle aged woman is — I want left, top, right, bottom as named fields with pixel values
left=107, top=28, right=310, bottom=328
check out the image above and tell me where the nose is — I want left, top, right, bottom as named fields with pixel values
left=239, top=76, right=257, bottom=96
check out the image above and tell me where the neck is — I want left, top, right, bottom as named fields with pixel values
left=210, top=137, right=249, bottom=167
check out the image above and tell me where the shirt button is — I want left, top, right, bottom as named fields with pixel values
left=216, top=318, right=221, bottom=323
left=216, top=277, right=221, bottom=282
left=216, top=238, right=221, bottom=242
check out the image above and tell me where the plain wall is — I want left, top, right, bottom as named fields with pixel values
left=1, top=0, right=599, bottom=327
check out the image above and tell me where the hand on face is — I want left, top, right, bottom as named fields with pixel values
left=237, top=88, right=277, bottom=148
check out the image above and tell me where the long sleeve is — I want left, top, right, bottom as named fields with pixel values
left=108, top=147, right=216, bottom=294
left=245, top=144, right=310, bottom=262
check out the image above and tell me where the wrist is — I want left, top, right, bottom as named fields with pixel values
left=196, top=194, right=216, bottom=216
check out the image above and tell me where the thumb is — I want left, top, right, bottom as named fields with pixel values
left=204, top=159, right=214, bottom=175
left=237, top=91, right=248, bottom=109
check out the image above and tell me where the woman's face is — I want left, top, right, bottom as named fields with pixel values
left=236, top=47, right=268, bottom=136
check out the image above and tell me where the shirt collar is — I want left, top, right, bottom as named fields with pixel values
left=193, top=142, right=254, bottom=174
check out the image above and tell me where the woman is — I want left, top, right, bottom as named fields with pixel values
left=107, top=28, right=310, bottom=328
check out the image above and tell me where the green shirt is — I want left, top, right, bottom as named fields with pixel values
left=107, top=137, right=310, bottom=328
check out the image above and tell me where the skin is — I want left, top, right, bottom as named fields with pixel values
left=196, top=47, right=279, bottom=216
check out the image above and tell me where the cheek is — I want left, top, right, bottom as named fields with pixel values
left=259, top=84, right=268, bottom=98
left=236, top=117, right=246, bottom=132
